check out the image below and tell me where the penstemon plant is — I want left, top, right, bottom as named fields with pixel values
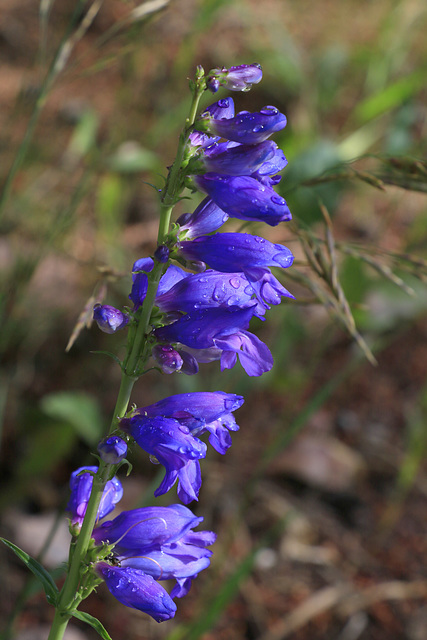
left=2, top=63, right=295, bottom=640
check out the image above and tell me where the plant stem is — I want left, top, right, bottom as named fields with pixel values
left=46, top=68, right=207, bottom=640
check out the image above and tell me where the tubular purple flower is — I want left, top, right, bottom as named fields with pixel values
left=178, top=233, right=294, bottom=272
left=97, top=436, right=128, bottom=464
left=155, top=269, right=266, bottom=318
left=95, top=563, right=177, bottom=622
left=134, top=391, right=244, bottom=454
left=67, top=466, right=123, bottom=529
left=92, top=504, right=204, bottom=551
left=93, top=505, right=216, bottom=615
left=197, top=140, right=276, bottom=176
left=93, top=304, right=128, bottom=334
left=206, top=64, right=263, bottom=93
left=177, top=197, right=229, bottom=238
left=120, top=415, right=207, bottom=503
left=197, top=106, right=286, bottom=145
left=193, top=173, right=291, bottom=226
left=120, top=529, right=216, bottom=598
left=154, top=306, right=274, bottom=376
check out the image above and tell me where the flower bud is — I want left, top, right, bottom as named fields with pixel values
left=154, top=244, right=170, bottom=263
left=206, top=64, right=262, bottom=93
left=93, top=304, right=128, bottom=334
left=67, top=466, right=123, bottom=529
left=152, top=344, right=184, bottom=374
left=97, top=436, right=128, bottom=464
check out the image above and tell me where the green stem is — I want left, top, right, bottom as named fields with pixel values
left=109, top=371, right=136, bottom=432
left=46, top=68, right=207, bottom=640
left=48, top=370, right=136, bottom=640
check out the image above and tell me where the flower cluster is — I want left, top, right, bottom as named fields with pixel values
left=67, top=470, right=215, bottom=622
left=74, top=64, right=294, bottom=625
left=120, top=391, right=244, bottom=503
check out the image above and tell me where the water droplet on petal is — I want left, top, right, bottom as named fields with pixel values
left=271, top=194, right=285, bottom=205
left=260, top=106, right=278, bottom=115
left=229, top=277, right=241, bottom=289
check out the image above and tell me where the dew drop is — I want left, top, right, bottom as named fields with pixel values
left=253, top=124, right=264, bottom=133
left=229, top=277, right=241, bottom=289
left=271, top=194, right=285, bottom=205
left=227, top=295, right=241, bottom=306
left=218, top=99, right=229, bottom=108
left=149, top=455, right=160, bottom=464
left=260, top=106, right=278, bottom=116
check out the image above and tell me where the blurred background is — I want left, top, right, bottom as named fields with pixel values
left=1, top=0, right=427, bottom=639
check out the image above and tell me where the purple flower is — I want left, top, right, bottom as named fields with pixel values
left=197, top=106, right=286, bottom=145
left=93, top=304, right=128, bottom=334
left=154, top=306, right=274, bottom=376
left=120, top=529, right=216, bottom=598
left=97, top=436, right=128, bottom=464
left=95, top=563, right=177, bottom=622
left=177, top=197, right=229, bottom=238
left=206, top=64, right=263, bottom=93
left=179, top=233, right=294, bottom=272
left=93, top=503, right=203, bottom=551
left=93, top=504, right=216, bottom=619
left=193, top=174, right=291, bottom=226
left=156, top=269, right=266, bottom=318
left=197, top=140, right=277, bottom=176
left=67, top=466, right=123, bottom=529
left=135, top=391, right=244, bottom=454
left=120, top=415, right=207, bottom=503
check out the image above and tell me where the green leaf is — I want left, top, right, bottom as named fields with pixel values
left=40, top=391, right=103, bottom=446
left=72, top=611, right=112, bottom=640
left=1, top=537, right=59, bottom=605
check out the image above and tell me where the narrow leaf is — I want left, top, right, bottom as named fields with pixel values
left=1, top=537, right=58, bottom=604
left=72, top=611, right=112, bottom=640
